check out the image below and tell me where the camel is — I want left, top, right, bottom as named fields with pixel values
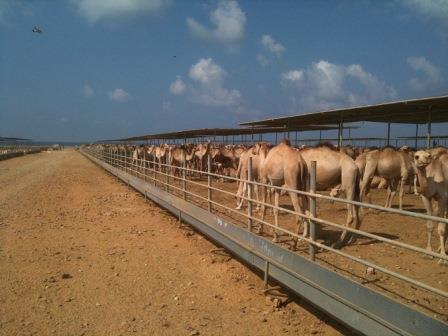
left=413, top=150, right=448, bottom=264
left=299, top=143, right=361, bottom=247
left=428, top=146, right=448, bottom=159
left=259, top=141, right=309, bottom=245
left=194, top=141, right=210, bottom=175
left=234, top=143, right=271, bottom=210
left=359, top=147, right=413, bottom=210
left=168, top=145, right=196, bottom=176
left=155, top=144, right=169, bottom=172
left=131, top=145, right=147, bottom=172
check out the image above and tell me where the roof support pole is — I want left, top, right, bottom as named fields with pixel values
left=319, top=130, right=322, bottom=142
left=415, top=124, right=418, bottom=149
left=275, top=132, right=278, bottom=145
left=295, top=131, right=298, bottom=147
left=386, top=122, right=391, bottom=146
left=426, top=108, right=432, bottom=149
left=338, top=121, right=343, bottom=148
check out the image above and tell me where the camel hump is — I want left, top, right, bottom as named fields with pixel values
left=315, top=142, right=337, bottom=151
left=280, top=139, right=291, bottom=146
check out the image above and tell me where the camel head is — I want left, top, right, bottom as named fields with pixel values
left=414, top=150, right=432, bottom=168
left=252, top=142, right=271, bottom=156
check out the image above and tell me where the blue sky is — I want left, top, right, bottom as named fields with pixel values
left=0, top=0, right=447, bottom=142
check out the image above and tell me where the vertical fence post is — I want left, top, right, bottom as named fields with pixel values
left=247, top=156, right=253, bottom=232
left=125, top=149, right=127, bottom=172
left=309, top=161, right=317, bottom=261
left=207, top=154, right=212, bottom=212
left=153, top=157, right=156, bottom=186
left=182, top=161, right=187, bottom=200
left=165, top=153, right=169, bottom=192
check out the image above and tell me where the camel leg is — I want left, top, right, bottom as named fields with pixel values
left=413, top=175, right=419, bottom=195
left=437, top=201, right=447, bottom=265
left=287, top=191, right=305, bottom=250
left=272, top=192, right=280, bottom=243
left=398, top=178, right=406, bottom=210
left=421, top=196, right=434, bottom=253
left=259, top=183, right=267, bottom=235
left=235, top=181, right=246, bottom=210
left=254, top=184, right=260, bottom=211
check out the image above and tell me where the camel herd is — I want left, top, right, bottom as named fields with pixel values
left=88, top=141, right=448, bottom=263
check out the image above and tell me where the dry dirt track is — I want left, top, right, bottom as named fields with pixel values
left=0, top=150, right=349, bottom=336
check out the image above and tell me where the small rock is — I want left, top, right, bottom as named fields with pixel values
left=189, top=330, right=200, bottom=336
left=61, top=273, right=72, bottom=279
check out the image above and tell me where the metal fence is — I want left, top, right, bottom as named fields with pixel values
left=0, top=145, right=47, bottom=160
left=82, top=146, right=448, bottom=334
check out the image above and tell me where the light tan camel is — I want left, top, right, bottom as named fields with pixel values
left=300, top=144, right=361, bottom=247
left=414, top=150, right=448, bottom=264
left=259, top=141, right=309, bottom=245
left=155, top=144, right=169, bottom=172
left=234, top=143, right=271, bottom=210
left=428, top=146, right=448, bottom=159
left=194, top=141, right=210, bottom=174
left=360, top=147, right=413, bottom=210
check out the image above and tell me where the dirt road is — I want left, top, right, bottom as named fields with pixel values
left=0, top=150, right=347, bottom=336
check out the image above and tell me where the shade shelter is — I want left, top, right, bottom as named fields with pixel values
left=101, top=125, right=356, bottom=145
left=240, top=95, right=448, bottom=148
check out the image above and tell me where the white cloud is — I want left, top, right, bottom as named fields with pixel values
left=83, top=84, right=94, bottom=97
left=188, top=58, right=241, bottom=106
left=73, top=0, right=170, bottom=22
left=169, top=58, right=241, bottom=107
left=108, top=88, right=129, bottom=102
left=281, top=70, right=304, bottom=83
left=256, top=54, right=270, bottom=67
left=399, top=0, right=448, bottom=37
left=261, top=34, right=285, bottom=56
left=169, top=76, right=186, bottom=95
left=281, top=60, right=396, bottom=111
left=407, top=56, right=443, bottom=90
left=186, top=0, right=246, bottom=45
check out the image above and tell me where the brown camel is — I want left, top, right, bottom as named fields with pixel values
left=259, top=141, right=309, bottom=245
left=414, top=150, right=448, bottom=264
left=168, top=145, right=196, bottom=176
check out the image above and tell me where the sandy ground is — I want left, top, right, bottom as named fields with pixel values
left=0, top=150, right=351, bottom=336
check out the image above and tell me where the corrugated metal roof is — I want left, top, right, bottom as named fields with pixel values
left=103, top=125, right=354, bottom=142
left=240, top=95, right=448, bottom=127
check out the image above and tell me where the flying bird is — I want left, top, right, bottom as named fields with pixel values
left=32, top=26, right=42, bottom=34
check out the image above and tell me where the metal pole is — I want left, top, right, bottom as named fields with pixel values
left=125, top=148, right=127, bottom=172
left=338, top=121, right=343, bottom=148
left=294, top=131, right=298, bottom=147
left=426, top=108, right=432, bottom=149
left=165, top=152, right=169, bottom=192
left=247, top=157, right=253, bottom=232
left=207, top=155, right=212, bottom=212
left=275, top=132, right=278, bottom=144
left=263, top=260, right=269, bottom=289
left=309, top=161, right=317, bottom=261
left=182, top=161, right=186, bottom=200
left=387, top=122, right=391, bottom=146
left=415, top=124, right=419, bottom=149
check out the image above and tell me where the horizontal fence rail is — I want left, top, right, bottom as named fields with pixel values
left=81, top=146, right=448, bottom=336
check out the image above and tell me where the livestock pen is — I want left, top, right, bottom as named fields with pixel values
left=81, top=144, right=448, bottom=336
